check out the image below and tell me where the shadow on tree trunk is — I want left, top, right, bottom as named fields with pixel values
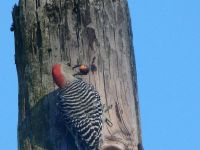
left=19, top=90, right=78, bottom=150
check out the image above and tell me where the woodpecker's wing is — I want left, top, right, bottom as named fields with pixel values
left=58, top=79, right=103, bottom=150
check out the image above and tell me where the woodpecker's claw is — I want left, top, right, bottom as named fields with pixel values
left=105, top=118, right=113, bottom=127
left=103, top=104, right=113, bottom=113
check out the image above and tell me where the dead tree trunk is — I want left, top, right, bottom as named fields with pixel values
left=12, top=0, right=143, bottom=150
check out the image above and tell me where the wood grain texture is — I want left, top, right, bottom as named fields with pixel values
left=12, top=0, right=143, bottom=149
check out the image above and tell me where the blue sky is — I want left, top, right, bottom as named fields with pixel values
left=129, top=0, right=200, bottom=149
left=1, top=0, right=200, bottom=149
left=0, top=1, right=18, bottom=150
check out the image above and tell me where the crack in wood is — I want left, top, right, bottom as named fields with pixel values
left=73, top=0, right=81, bottom=49
left=114, top=80, right=132, bottom=140
left=102, top=63, right=110, bottom=118
left=36, top=0, right=41, bottom=10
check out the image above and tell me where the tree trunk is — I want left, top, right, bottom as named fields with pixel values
left=12, top=0, right=143, bottom=150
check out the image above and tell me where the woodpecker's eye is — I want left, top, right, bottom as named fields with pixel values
left=67, top=63, right=71, bottom=67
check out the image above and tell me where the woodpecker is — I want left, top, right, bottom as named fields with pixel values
left=52, top=63, right=103, bottom=150
left=73, top=64, right=90, bottom=75
left=73, top=57, right=97, bottom=76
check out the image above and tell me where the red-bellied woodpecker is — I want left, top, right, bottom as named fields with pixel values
left=52, top=63, right=103, bottom=150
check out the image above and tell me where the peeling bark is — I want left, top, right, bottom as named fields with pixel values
left=12, top=0, right=143, bottom=150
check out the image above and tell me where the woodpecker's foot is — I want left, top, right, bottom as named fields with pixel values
left=104, top=118, right=113, bottom=127
left=103, top=104, right=113, bottom=127
left=103, top=104, right=113, bottom=113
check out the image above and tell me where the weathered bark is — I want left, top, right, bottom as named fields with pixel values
left=12, top=0, right=143, bottom=150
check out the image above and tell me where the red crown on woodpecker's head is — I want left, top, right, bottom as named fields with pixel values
left=52, top=64, right=65, bottom=88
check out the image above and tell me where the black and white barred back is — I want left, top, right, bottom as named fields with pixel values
left=58, top=79, right=103, bottom=150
